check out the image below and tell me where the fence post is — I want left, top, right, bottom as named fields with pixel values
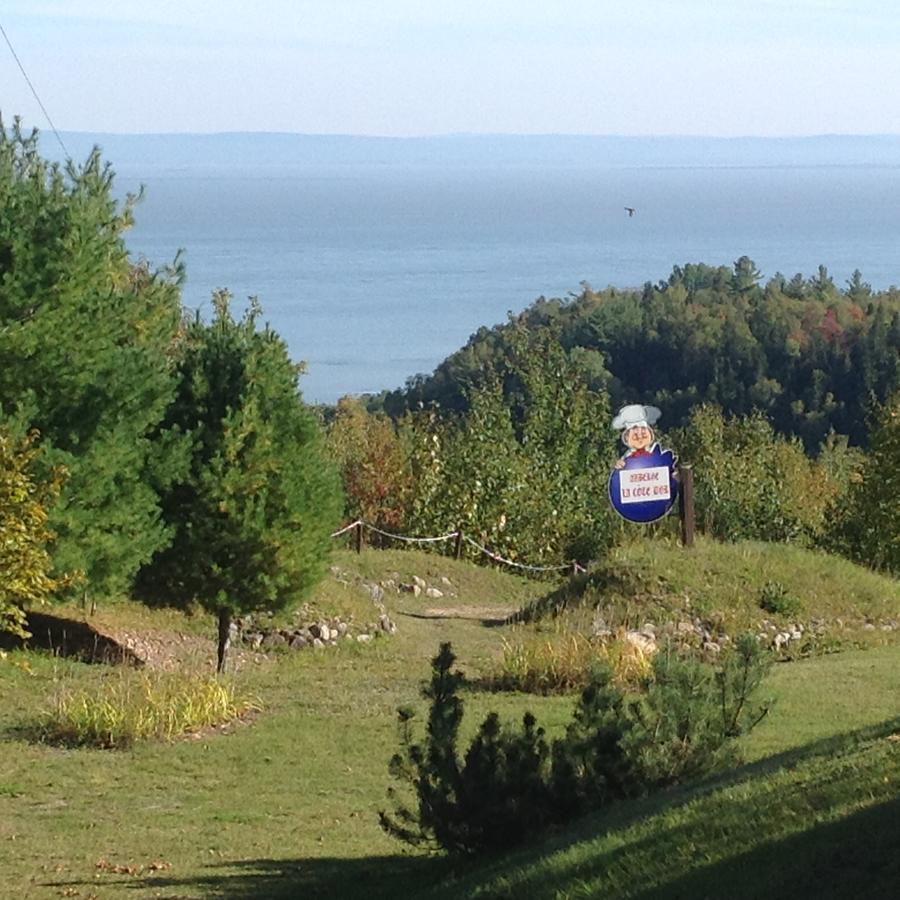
left=679, top=464, right=695, bottom=548
left=355, top=520, right=364, bottom=554
left=454, top=527, right=464, bottom=560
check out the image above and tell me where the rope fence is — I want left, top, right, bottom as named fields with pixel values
left=330, top=519, right=586, bottom=577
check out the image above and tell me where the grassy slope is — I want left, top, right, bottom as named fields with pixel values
left=521, top=535, right=900, bottom=643
left=0, top=543, right=897, bottom=900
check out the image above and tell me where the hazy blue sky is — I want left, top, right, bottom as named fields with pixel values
left=2, top=1, right=900, bottom=135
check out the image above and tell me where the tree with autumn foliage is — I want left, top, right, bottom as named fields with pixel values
left=0, top=423, right=69, bottom=635
left=326, top=397, right=413, bottom=543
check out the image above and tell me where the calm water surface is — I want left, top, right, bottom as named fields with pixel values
left=121, top=164, right=900, bottom=403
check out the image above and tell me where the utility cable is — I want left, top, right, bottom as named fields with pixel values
left=0, top=20, right=69, bottom=159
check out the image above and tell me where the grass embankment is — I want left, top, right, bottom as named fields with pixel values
left=517, top=536, right=899, bottom=640
left=0, top=542, right=897, bottom=899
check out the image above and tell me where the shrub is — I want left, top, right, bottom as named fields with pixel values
left=758, top=581, right=803, bottom=617
left=0, top=425, right=69, bottom=636
left=380, top=638, right=771, bottom=855
left=623, top=634, right=771, bottom=786
left=825, top=392, right=900, bottom=575
left=39, top=670, right=259, bottom=748
left=677, top=405, right=839, bottom=543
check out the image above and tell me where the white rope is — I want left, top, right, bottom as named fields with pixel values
left=362, top=522, right=459, bottom=544
left=462, top=536, right=572, bottom=572
left=330, top=519, right=362, bottom=538
left=330, top=519, right=580, bottom=574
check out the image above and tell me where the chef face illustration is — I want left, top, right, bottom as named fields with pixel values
left=624, top=423, right=654, bottom=453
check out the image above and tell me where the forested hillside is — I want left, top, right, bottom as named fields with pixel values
left=381, top=258, right=900, bottom=450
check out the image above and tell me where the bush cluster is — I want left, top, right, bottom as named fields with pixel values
left=380, top=638, right=771, bottom=855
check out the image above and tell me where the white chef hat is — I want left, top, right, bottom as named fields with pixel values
left=611, top=404, right=662, bottom=431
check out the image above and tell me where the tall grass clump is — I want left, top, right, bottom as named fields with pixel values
left=491, top=631, right=654, bottom=694
left=40, top=669, right=260, bottom=748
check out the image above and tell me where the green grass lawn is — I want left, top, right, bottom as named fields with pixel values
left=0, top=543, right=898, bottom=899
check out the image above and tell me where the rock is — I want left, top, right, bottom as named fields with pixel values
left=357, top=634, right=374, bottom=643
left=361, top=581, right=385, bottom=603
left=381, top=579, right=397, bottom=593
left=702, top=640, right=721, bottom=654
left=290, top=634, right=308, bottom=650
left=440, top=576, right=454, bottom=588
left=412, top=575, right=427, bottom=589
left=245, top=632, right=264, bottom=650
left=863, top=623, right=876, bottom=631
left=262, top=632, right=287, bottom=648
left=378, top=614, right=397, bottom=634
left=312, top=638, right=325, bottom=649
left=624, top=631, right=656, bottom=654
left=336, top=621, right=348, bottom=636
left=425, top=587, right=444, bottom=599
left=399, top=583, right=421, bottom=596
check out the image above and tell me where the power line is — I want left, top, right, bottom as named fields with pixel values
left=0, top=20, right=69, bottom=159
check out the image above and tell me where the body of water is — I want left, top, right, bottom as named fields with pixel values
left=118, top=158, right=900, bottom=404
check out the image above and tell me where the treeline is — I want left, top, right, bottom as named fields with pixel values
left=0, top=122, right=341, bottom=666
left=379, top=258, right=900, bottom=450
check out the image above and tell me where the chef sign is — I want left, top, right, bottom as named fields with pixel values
left=608, top=404, right=679, bottom=523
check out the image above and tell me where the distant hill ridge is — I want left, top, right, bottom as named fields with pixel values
left=46, top=131, right=900, bottom=172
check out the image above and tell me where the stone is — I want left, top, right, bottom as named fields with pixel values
left=312, top=638, right=325, bottom=649
left=702, top=640, right=721, bottom=654
left=362, top=581, right=385, bottom=603
left=290, top=634, right=308, bottom=650
left=262, top=632, right=287, bottom=648
left=357, top=634, right=374, bottom=643
left=425, top=587, right=444, bottom=599
left=412, top=575, right=427, bottom=589
left=399, top=583, right=421, bottom=596
left=378, top=614, right=397, bottom=634
left=336, top=621, right=349, bottom=636
left=624, top=631, right=656, bottom=653
left=440, top=576, right=454, bottom=588
left=245, top=632, right=264, bottom=650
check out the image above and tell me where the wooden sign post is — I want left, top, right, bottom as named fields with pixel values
left=678, top=464, right=695, bottom=548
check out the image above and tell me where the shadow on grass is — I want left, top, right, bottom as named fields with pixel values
left=633, top=797, right=900, bottom=900
left=35, top=717, right=900, bottom=900
left=44, top=853, right=455, bottom=900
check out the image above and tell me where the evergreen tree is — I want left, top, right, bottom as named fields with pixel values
left=0, top=120, right=184, bottom=601
left=138, top=292, right=342, bottom=671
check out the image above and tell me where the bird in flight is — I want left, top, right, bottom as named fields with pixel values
left=624, top=207, right=636, bottom=217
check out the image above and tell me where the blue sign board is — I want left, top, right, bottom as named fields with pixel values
left=608, top=404, right=679, bottom=524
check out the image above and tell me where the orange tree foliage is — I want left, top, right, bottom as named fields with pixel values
left=326, top=397, right=413, bottom=542
left=0, top=426, right=68, bottom=635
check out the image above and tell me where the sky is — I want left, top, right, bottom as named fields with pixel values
left=2, top=1, right=900, bottom=136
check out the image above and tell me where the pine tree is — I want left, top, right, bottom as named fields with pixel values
left=137, top=292, right=342, bottom=671
left=0, top=119, right=184, bottom=602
